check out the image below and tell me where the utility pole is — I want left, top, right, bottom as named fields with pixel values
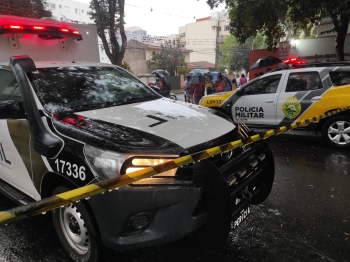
left=214, top=19, right=220, bottom=70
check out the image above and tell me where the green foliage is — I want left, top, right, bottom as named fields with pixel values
left=89, top=0, right=127, bottom=65
left=0, top=0, right=51, bottom=18
left=120, top=61, right=132, bottom=73
left=205, top=0, right=350, bottom=61
left=286, top=0, right=350, bottom=60
left=219, top=34, right=267, bottom=73
left=149, top=42, right=187, bottom=76
left=177, top=67, right=191, bottom=75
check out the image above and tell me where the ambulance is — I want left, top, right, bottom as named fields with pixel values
left=0, top=15, right=275, bottom=262
left=200, top=60, right=350, bottom=149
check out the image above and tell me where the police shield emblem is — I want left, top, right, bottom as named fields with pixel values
left=282, top=97, right=302, bottom=119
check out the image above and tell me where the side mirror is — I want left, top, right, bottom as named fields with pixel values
left=235, top=88, right=243, bottom=96
left=0, top=100, right=26, bottom=119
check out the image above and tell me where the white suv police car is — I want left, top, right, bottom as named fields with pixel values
left=200, top=62, right=350, bottom=148
left=0, top=15, right=275, bottom=262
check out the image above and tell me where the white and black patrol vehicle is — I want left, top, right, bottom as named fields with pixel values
left=200, top=59, right=350, bottom=148
left=0, top=15, right=275, bottom=261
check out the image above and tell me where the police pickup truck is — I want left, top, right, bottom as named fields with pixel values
left=200, top=63, right=350, bottom=148
left=0, top=15, right=275, bottom=261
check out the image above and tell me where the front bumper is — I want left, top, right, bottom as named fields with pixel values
left=88, top=184, right=205, bottom=251
left=88, top=140, right=275, bottom=251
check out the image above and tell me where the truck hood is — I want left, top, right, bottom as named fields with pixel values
left=53, top=98, right=236, bottom=154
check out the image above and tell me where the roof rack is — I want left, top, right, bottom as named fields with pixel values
left=307, top=61, right=350, bottom=67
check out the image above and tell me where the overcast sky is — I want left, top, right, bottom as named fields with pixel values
left=75, top=0, right=227, bottom=36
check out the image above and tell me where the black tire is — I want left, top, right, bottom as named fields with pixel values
left=169, top=94, right=177, bottom=100
left=321, top=115, right=350, bottom=149
left=51, top=186, right=104, bottom=262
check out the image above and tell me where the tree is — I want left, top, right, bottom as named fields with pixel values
left=219, top=34, right=268, bottom=73
left=206, top=0, right=350, bottom=61
left=89, top=0, right=127, bottom=66
left=0, top=0, right=51, bottom=18
left=149, top=42, right=187, bottom=76
left=287, top=0, right=350, bottom=61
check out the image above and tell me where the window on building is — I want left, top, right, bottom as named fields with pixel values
left=224, top=25, right=229, bottom=31
left=59, top=5, right=62, bottom=8
left=50, top=3, right=56, bottom=9
left=75, top=8, right=80, bottom=14
left=81, top=10, right=84, bottom=13
left=180, top=33, right=185, bottom=37
left=64, top=6, right=69, bottom=12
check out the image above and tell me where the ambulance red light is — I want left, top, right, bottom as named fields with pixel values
left=4, top=25, right=24, bottom=29
left=60, top=28, right=69, bottom=33
left=33, top=26, right=46, bottom=30
left=72, top=30, right=80, bottom=35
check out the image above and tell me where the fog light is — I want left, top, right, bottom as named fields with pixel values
left=129, top=212, right=151, bottom=230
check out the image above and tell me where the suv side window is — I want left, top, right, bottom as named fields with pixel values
left=286, top=72, right=322, bottom=92
left=329, top=71, right=350, bottom=87
left=0, top=69, right=22, bottom=101
left=242, top=74, right=282, bottom=95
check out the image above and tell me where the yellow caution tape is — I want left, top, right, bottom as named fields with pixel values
left=0, top=106, right=349, bottom=225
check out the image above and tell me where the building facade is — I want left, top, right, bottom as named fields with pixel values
left=179, top=10, right=231, bottom=65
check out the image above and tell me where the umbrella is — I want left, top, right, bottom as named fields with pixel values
left=185, top=72, right=193, bottom=78
left=204, top=72, right=214, bottom=80
left=152, top=69, right=170, bottom=76
left=250, top=56, right=282, bottom=70
left=190, top=69, right=205, bottom=74
left=187, top=72, right=211, bottom=86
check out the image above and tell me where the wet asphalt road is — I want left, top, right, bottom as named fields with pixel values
left=0, top=120, right=349, bottom=261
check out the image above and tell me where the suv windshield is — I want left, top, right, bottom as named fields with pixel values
left=30, top=66, right=159, bottom=113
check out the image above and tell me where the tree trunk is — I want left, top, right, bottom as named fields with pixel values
left=335, top=14, right=349, bottom=61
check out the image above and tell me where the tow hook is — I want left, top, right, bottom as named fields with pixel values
left=242, top=186, right=252, bottom=200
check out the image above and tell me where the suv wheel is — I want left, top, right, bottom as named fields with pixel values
left=321, top=115, right=350, bottom=148
left=51, top=186, right=104, bottom=262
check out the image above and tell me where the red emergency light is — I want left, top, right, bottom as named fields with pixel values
left=33, top=26, right=46, bottom=30
left=4, top=24, right=24, bottom=29
left=0, top=22, right=83, bottom=41
left=283, top=57, right=307, bottom=65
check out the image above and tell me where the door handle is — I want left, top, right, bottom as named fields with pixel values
left=311, top=96, right=322, bottom=102
left=265, top=99, right=274, bottom=103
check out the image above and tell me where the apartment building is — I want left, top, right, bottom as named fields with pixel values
left=179, top=10, right=231, bottom=65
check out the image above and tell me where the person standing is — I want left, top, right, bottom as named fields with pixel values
left=239, top=74, right=247, bottom=86
left=231, top=78, right=238, bottom=90
left=214, top=75, right=226, bottom=93
left=183, top=76, right=194, bottom=103
left=193, top=82, right=204, bottom=104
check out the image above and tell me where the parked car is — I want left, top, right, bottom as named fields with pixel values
left=200, top=61, right=350, bottom=148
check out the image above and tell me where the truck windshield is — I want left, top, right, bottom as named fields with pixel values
left=30, top=66, right=159, bottom=113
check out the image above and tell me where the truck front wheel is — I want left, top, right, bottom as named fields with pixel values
left=321, top=115, right=350, bottom=149
left=51, top=186, right=104, bottom=262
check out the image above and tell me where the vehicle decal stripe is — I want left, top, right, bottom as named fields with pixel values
left=0, top=106, right=349, bottom=226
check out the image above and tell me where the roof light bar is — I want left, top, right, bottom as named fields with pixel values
left=0, top=23, right=83, bottom=41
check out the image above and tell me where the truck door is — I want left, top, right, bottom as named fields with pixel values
left=232, top=73, right=285, bottom=126
left=276, top=70, right=326, bottom=127
left=0, top=68, right=40, bottom=200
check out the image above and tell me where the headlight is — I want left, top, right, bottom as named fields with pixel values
left=124, top=158, right=177, bottom=176
left=84, top=145, right=178, bottom=180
